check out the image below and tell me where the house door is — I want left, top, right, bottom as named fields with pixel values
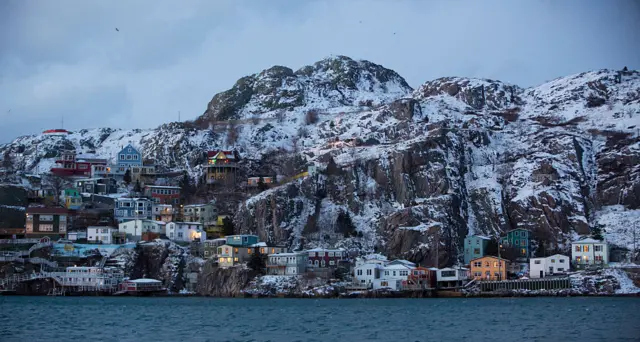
left=549, top=266, right=554, bottom=275
left=539, top=270, right=544, bottom=278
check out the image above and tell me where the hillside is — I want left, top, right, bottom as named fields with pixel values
left=1, top=56, right=639, bottom=265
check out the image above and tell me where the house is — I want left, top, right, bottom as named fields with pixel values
left=115, top=144, right=143, bottom=171
left=183, top=202, right=217, bottom=226
left=374, top=263, right=414, bottom=291
left=152, top=204, right=174, bottom=222
left=404, top=266, right=438, bottom=290
left=500, top=228, right=531, bottom=260
left=267, top=252, right=308, bottom=275
left=203, top=238, right=227, bottom=259
left=76, top=177, right=118, bottom=195
left=470, top=256, right=509, bottom=281
left=87, top=226, right=118, bottom=244
left=353, top=262, right=384, bottom=288
left=571, top=238, right=609, bottom=268
left=61, top=188, right=82, bottom=210
left=225, top=234, right=259, bottom=247
left=306, top=248, right=347, bottom=268
left=216, top=242, right=287, bottom=267
left=436, top=267, right=470, bottom=288
left=50, top=151, right=108, bottom=178
left=118, top=219, right=166, bottom=241
left=144, top=185, right=181, bottom=205
left=26, top=207, right=73, bottom=237
left=464, top=235, right=491, bottom=265
left=114, top=197, right=153, bottom=223
left=247, top=176, right=276, bottom=188
left=118, top=279, right=164, bottom=294
left=530, top=254, right=570, bottom=278
left=165, top=222, right=206, bottom=242
left=205, top=150, right=239, bottom=185
left=67, top=230, right=87, bottom=241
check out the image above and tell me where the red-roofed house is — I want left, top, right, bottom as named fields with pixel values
left=205, top=150, right=239, bottom=185
left=50, top=151, right=108, bottom=178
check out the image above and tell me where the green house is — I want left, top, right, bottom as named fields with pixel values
left=225, top=234, right=259, bottom=247
left=464, top=235, right=491, bottom=265
left=500, top=228, right=530, bottom=259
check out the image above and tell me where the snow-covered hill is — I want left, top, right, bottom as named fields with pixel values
left=1, top=57, right=639, bottom=265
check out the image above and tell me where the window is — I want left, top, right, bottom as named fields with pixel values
left=583, top=245, right=589, bottom=252
left=126, top=155, right=132, bottom=160
left=329, top=260, right=335, bottom=266
left=514, top=231, right=519, bottom=236
left=39, top=224, right=54, bottom=231
left=39, top=215, right=54, bottom=221
left=177, top=232, right=183, bottom=238
left=357, top=269, right=362, bottom=276
left=120, top=154, right=125, bottom=160
left=474, top=272, right=482, bottom=277
left=233, top=257, right=238, bottom=262
left=473, top=248, right=480, bottom=254
left=133, top=155, right=139, bottom=160
left=473, top=262, right=482, bottom=268
left=521, top=240, right=527, bottom=246
left=521, top=249, right=526, bottom=255
left=485, top=262, right=490, bottom=267
left=441, top=270, right=456, bottom=277
left=534, top=260, right=541, bottom=264
left=393, top=271, right=397, bottom=276
left=595, top=255, right=603, bottom=262
left=366, top=269, right=372, bottom=276
left=234, top=248, right=239, bottom=253
left=594, top=245, right=603, bottom=252
left=559, top=259, right=565, bottom=263
left=550, top=259, right=555, bottom=263
left=557, top=268, right=564, bottom=271
left=169, top=232, right=174, bottom=238
left=575, top=245, right=581, bottom=252
left=328, top=252, right=334, bottom=257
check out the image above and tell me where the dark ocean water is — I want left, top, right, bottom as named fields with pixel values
left=0, top=296, right=639, bottom=342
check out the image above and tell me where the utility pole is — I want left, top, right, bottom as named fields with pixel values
left=498, top=243, right=502, bottom=281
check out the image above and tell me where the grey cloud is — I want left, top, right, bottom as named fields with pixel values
left=1, top=0, right=639, bottom=143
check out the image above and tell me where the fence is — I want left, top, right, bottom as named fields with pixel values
left=480, top=277, right=571, bottom=292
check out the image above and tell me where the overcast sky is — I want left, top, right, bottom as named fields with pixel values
left=1, top=0, right=639, bottom=143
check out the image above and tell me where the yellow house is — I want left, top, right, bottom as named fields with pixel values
left=470, top=256, right=509, bottom=281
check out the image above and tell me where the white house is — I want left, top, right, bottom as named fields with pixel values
left=530, top=254, right=570, bottom=278
left=118, top=219, right=166, bottom=240
left=165, top=222, right=206, bottom=242
left=354, top=263, right=385, bottom=287
left=183, top=202, right=217, bottom=226
left=571, top=238, right=609, bottom=267
left=87, top=226, right=118, bottom=244
left=267, top=252, right=308, bottom=275
left=374, top=263, right=414, bottom=291
left=152, top=204, right=174, bottom=223
left=437, top=267, right=470, bottom=287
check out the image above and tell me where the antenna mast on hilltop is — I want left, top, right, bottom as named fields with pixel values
left=178, top=111, right=181, bottom=122
left=61, top=115, right=64, bottom=129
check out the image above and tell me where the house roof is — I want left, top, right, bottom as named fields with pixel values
left=571, top=238, right=605, bottom=244
left=470, top=255, right=509, bottom=262
left=306, top=247, right=345, bottom=252
left=26, top=207, right=71, bottom=214
left=356, top=263, right=385, bottom=269
left=388, top=259, right=415, bottom=266
left=468, top=235, right=491, bottom=240
left=361, top=253, right=387, bottom=261
left=268, top=252, right=306, bottom=257
left=207, top=150, right=236, bottom=159
left=384, top=264, right=414, bottom=270
left=145, top=185, right=181, bottom=189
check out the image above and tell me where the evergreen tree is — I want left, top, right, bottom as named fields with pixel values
left=257, top=177, right=268, bottom=192
left=179, top=172, right=193, bottom=201
left=591, top=224, right=605, bottom=241
left=123, top=169, right=132, bottom=185
left=222, top=217, right=235, bottom=236
left=336, top=211, right=357, bottom=238
left=247, top=249, right=266, bottom=274
left=133, top=179, right=142, bottom=193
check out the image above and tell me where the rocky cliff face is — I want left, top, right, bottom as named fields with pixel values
left=1, top=58, right=639, bottom=266
left=196, top=262, right=255, bottom=296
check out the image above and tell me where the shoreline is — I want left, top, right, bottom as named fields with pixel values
left=3, top=291, right=639, bottom=298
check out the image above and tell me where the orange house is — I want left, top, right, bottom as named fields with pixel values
left=470, top=256, right=509, bottom=281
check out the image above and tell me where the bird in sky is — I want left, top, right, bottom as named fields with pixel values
left=115, top=28, right=119, bottom=32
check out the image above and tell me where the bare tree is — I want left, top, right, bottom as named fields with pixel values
left=44, top=174, right=68, bottom=206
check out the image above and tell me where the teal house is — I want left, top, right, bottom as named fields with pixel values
left=225, top=234, right=259, bottom=247
left=500, top=228, right=530, bottom=259
left=464, top=235, right=491, bottom=265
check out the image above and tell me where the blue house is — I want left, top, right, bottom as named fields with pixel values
left=114, top=197, right=153, bottom=223
left=500, top=228, right=531, bottom=260
left=114, top=144, right=142, bottom=175
left=225, top=235, right=259, bottom=247
left=464, top=235, right=491, bottom=265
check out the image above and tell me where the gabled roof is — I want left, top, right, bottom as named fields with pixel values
left=468, top=235, right=491, bottom=240
left=118, top=144, right=140, bottom=154
left=571, top=237, right=605, bottom=244
left=384, top=264, right=414, bottom=270
left=470, top=255, right=509, bottom=262
left=207, top=150, right=237, bottom=160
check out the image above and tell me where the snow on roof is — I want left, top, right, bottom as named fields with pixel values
left=356, top=263, right=385, bottom=269
left=251, top=242, right=268, bottom=247
left=572, top=237, right=606, bottom=244
left=388, top=259, right=415, bottom=266
left=306, top=247, right=345, bottom=252
left=384, top=264, right=414, bottom=270
left=470, top=235, right=491, bottom=240
left=362, top=253, right=387, bottom=261
left=129, top=278, right=162, bottom=283
left=145, top=185, right=181, bottom=189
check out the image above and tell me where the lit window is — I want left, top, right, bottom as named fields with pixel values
left=583, top=245, right=589, bottom=252
left=575, top=245, right=581, bottom=252
left=233, top=257, right=238, bottom=262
